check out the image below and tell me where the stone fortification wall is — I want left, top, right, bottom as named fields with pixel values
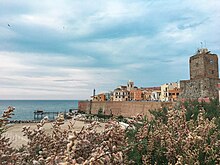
left=180, top=78, right=220, bottom=100
left=78, top=101, right=173, bottom=118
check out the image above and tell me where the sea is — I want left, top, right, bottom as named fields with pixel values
left=0, top=100, right=78, bottom=121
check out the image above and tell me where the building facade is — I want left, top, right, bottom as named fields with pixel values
left=112, top=86, right=130, bottom=101
left=160, top=82, right=179, bottom=102
left=92, top=93, right=106, bottom=101
left=168, top=87, right=180, bottom=102
left=130, top=88, right=142, bottom=101
left=141, top=87, right=161, bottom=101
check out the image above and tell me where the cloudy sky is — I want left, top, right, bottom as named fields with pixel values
left=0, top=0, right=220, bottom=100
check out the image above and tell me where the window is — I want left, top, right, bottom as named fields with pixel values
left=196, top=63, right=199, bottom=67
left=210, top=59, right=214, bottom=64
left=208, top=69, right=215, bottom=74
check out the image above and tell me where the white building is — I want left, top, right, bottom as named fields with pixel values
left=160, top=82, right=179, bottom=102
left=113, top=87, right=130, bottom=101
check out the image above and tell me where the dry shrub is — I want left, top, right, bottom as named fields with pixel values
left=0, top=106, right=18, bottom=164
left=0, top=105, right=220, bottom=164
left=139, top=109, right=220, bottom=164
left=66, top=120, right=126, bottom=164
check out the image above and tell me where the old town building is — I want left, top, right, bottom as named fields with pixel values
left=112, top=85, right=130, bottom=101
left=141, top=87, right=161, bottom=101
left=92, top=93, right=106, bottom=101
left=130, top=88, right=142, bottom=101
left=160, top=82, right=179, bottom=102
left=168, top=87, right=180, bottom=102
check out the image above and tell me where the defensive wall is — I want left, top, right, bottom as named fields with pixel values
left=78, top=101, right=174, bottom=119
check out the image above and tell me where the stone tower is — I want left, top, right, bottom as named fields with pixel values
left=190, top=48, right=219, bottom=80
left=180, top=48, right=220, bottom=101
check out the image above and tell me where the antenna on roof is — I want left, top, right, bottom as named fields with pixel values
left=200, top=42, right=203, bottom=49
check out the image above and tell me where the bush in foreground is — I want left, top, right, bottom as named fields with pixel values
left=0, top=105, right=220, bottom=164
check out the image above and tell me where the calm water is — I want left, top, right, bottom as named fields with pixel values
left=0, top=100, right=78, bottom=121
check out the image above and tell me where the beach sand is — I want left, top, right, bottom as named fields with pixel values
left=3, top=120, right=105, bottom=148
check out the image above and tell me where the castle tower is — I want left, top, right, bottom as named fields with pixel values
left=180, top=48, right=220, bottom=101
left=190, top=48, right=219, bottom=80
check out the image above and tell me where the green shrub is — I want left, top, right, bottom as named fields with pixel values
left=183, top=99, right=220, bottom=129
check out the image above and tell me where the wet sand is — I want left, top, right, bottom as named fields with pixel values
left=3, top=119, right=105, bottom=148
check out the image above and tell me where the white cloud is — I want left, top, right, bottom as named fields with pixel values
left=0, top=51, right=120, bottom=99
left=0, top=0, right=220, bottom=99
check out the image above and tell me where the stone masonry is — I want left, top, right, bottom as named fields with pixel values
left=78, top=101, right=173, bottom=119
left=180, top=48, right=220, bottom=100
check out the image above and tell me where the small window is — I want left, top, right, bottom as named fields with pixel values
left=212, top=70, right=214, bottom=74
left=196, top=63, right=199, bottom=67
left=210, top=59, right=214, bottom=64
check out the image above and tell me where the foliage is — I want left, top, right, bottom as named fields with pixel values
left=149, top=107, right=168, bottom=124
left=0, top=104, right=220, bottom=164
left=116, top=115, right=128, bottom=123
left=0, top=106, right=17, bottom=164
left=183, top=99, right=220, bottom=129
left=95, top=108, right=112, bottom=120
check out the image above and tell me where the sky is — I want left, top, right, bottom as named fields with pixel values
left=0, top=0, right=220, bottom=100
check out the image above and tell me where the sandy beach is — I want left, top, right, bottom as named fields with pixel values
left=3, top=119, right=105, bottom=148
